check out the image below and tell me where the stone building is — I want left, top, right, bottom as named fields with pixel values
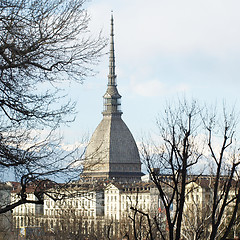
left=84, top=15, right=142, bottom=182
left=104, top=182, right=160, bottom=220
left=10, top=182, right=43, bottom=229
left=43, top=182, right=104, bottom=219
left=0, top=182, right=12, bottom=240
left=7, top=175, right=239, bottom=239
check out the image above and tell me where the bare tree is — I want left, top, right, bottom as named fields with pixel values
left=181, top=180, right=213, bottom=240
left=203, top=105, right=240, bottom=240
left=139, top=99, right=240, bottom=240
left=141, top=99, right=203, bottom=240
left=0, top=0, right=106, bottom=213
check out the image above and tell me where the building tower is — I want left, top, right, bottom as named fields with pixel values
left=83, top=15, right=142, bottom=182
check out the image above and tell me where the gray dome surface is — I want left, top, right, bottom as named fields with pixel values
left=84, top=116, right=141, bottom=180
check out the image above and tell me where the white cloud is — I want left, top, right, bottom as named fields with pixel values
left=86, top=0, right=240, bottom=99
left=174, top=83, right=190, bottom=93
left=60, top=142, right=87, bottom=152
left=88, top=0, right=240, bottom=60
left=65, top=0, right=240, bottom=148
left=131, top=78, right=165, bottom=97
left=128, top=76, right=191, bottom=97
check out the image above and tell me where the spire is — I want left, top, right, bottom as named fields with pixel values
left=108, top=14, right=116, bottom=85
left=102, top=14, right=122, bottom=117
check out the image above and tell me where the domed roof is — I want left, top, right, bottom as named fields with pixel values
left=84, top=116, right=141, bottom=180
left=83, top=15, right=142, bottom=181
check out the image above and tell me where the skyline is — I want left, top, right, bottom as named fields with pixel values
left=60, top=0, right=240, bottom=149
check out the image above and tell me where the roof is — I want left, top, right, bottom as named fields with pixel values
left=105, top=181, right=155, bottom=193
left=0, top=182, right=12, bottom=191
left=9, top=180, right=57, bottom=194
left=84, top=116, right=141, bottom=178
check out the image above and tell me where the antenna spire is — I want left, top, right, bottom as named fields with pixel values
left=108, top=13, right=116, bottom=85
left=103, top=14, right=122, bottom=117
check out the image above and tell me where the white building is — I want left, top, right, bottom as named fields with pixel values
left=104, top=182, right=160, bottom=220
left=10, top=182, right=43, bottom=229
left=43, top=182, right=104, bottom=220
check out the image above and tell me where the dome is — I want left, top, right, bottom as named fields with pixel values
left=83, top=15, right=142, bottom=182
left=84, top=116, right=142, bottom=181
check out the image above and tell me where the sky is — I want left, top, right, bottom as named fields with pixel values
left=61, top=0, right=240, bottom=148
